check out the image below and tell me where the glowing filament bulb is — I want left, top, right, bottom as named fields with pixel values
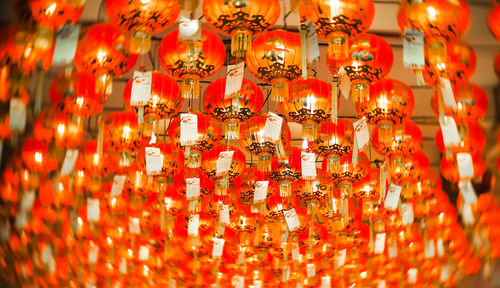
left=93, top=153, right=100, bottom=166
left=46, top=3, right=57, bottom=15
left=426, top=6, right=437, bottom=21
left=35, top=152, right=43, bottom=163
left=151, top=94, right=159, bottom=108
left=378, top=94, right=389, bottom=112
left=107, top=237, right=112, bottom=245
left=57, top=123, right=66, bottom=137
left=76, top=97, right=84, bottom=107
left=96, top=50, right=107, bottom=63
left=329, top=0, right=343, bottom=17
left=140, top=0, right=151, bottom=3
left=122, top=125, right=131, bottom=140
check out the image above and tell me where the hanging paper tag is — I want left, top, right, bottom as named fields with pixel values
left=436, top=238, right=445, bottom=257
left=188, top=214, right=199, bottom=236
left=219, top=203, right=230, bottom=225
left=216, top=150, right=234, bottom=177
left=225, top=62, right=245, bottom=99
left=403, top=28, right=424, bottom=69
left=9, top=98, right=26, bottom=132
left=129, top=217, right=141, bottom=234
left=379, top=162, right=387, bottom=204
left=408, top=268, right=417, bottom=284
left=456, top=153, right=474, bottom=180
left=292, top=242, right=300, bottom=261
left=234, top=275, right=244, bottom=288
left=377, top=280, right=386, bottom=288
left=186, top=177, right=201, bottom=200
left=119, top=258, right=127, bottom=274
left=425, top=239, right=436, bottom=258
left=374, top=233, right=386, bottom=254
left=338, top=67, right=351, bottom=100
left=145, top=147, right=163, bottom=175
left=282, top=265, right=290, bottom=282
left=353, top=116, right=370, bottom=150
left=254, top=181, right=268, bottom=203
left=0, top=220, right=10, bottom=241
left=180, top=113, right=198, bottom=146
left=440, top=264, right=451, bottom=282
left=263, top=112, right=283, bottom=143
left=306, top=263, right=316, bottom=278
left=388, top=241, right=397, bottom=259
left=60, top=149, right=79, bottom=176
left=130, top=71, right=152, bottom=106
left=439, top=78, right=456, bottom=110
left=335, top=249, right=346, bottom=268
left=439, top=116, right=460, bottom=146
left=178, top=16, right=201, bottom=41
left=15, top=213, right=27, bottom=230
left=20, top=191, right=35, bottom=213
left=321, top=276, right=331, bottom=288
left=88, top=245, right=98, bottom=264
left=401, top=203, right=414, bottom=225
left=52, top=25, right=81, bottom=65
left=462, top=202, right=475, bottom=225
left=110, top=175, right=127, bottom=197
left=301, top=151, right=317, bottom=180
left=87, top=198, right=100, bottom=222
left=305, top=20, right=320, bottom=64
left=459, top=180, right=477, bottom=204
left=212, top=237, right=225, bottom=258
left=331, top=80, right=338, bottom=123
left=300, top=27, right=307, bottom=79
left=384, top=184, right=402, bottom=211
left=284, top=208, right=301, bottom=231
left=139, top=245, right=149, bottom=261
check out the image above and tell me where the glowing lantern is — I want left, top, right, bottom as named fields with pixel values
left=436, top=121, right=485, bottom=157
left=322, top=151, right=369, bottom=197
left=372, top=119, right=422, bottom=159
left=239, top=115, right=291, bottom=172
left=233, top=167, right=275, bottom=205
left=357, top=78, right=414, bottom=142
left=104, top=111, right=142, bottom=170
left=489, top=2, right=500, bottom=41
left=440, top=153, right=486, bottom=183
left=389, top=151, right=429, bottom=190
left=353, top=168, right=379, bottom=202
left=73, top=23, right=138, bottom=98
left=204, top=77, right=264, bottom=139
left=22, top=138, right=57, bottom=188
left=174, top=167, right=214, bottom=199
left=158, top=29, right=226, bottom=100
left=33, top=108, right=85, bottom=150
left=167, top=112, right=222, bottom=168
left=106, top=0, right=179, bottom=54
left=200, top=145, right=246, bottom=195
left=80, top=140, right=116, bottom=191
left=267, top=147, right=302, bottom=197
left=328, top=33, right=393, bottom=102
left=246, top=30, right=302, bottom=101
left=124, top=71, right=182, bottom=137
left=281, top=77, right=332, bottom=139
left=202, top=0, right=280, bottom=58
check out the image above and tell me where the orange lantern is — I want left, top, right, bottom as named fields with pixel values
left=233, top=167, right=275, bottom=205
left=372, top=120, right=422, bottom=158
left=282, top=77, right=332, bottom=139
left=328, top=33, right=393, bottom=102
left=73, top=23, right=138, bottom=98
left=158, top=29, right=226, bottom=100
left=33, top=108, right=85, bottom=150
left=104, top=111, right=142, bottom=169
left=353, top=167, right=379, bottom=202
left=80, top=140, right=116, bottom=191
left=124, top=71, right=182, bottom=137
left=436, top=121, right=485, bottom=156
left=106, top=0, right=180, bottom=54
left=489, top=2, right=500, bottom=41
left=202, top=0, right=280, bottom=58
left=322, top=151, right=369, bottom=197
left=267, top=147, right=302, bottom=197
left=440, top=153, right=486, bottom=183
left=204, top=77, right=264, bottom=139
left=239, top=115, right=291, bottom=172
left=246, top=30, right=302, bottom=101
left=22, top=138, right=57, bottom=188
left=200, top=145, right=246, bottom=195
left=389, top=151, right=429, bottom=189
left=174, top=167, right=214, bottom=200
left=358, top=79, right=414, bottom=142
left=167, top=112, right=222, bottom=168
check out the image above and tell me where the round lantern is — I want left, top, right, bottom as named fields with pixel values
left=440, top=153, right=486, bottom=183
left=246, top=30, right=302, bottom=102
left=281, top=77, right=332, bottom=140
left=389, top=151, right=429, bottom=190
left=489, top=2, right=500, bottom=41
left=167, top=112, right=222, bottom=168
left=354, top=167, right=379, bottom=203
left=73, top=23, right=138, bottom=98
left=322, top=151, right=369, bottom=197
left=33, top=108, right=85, bottom=150
left=200, top=145, right=246, bottom=195
left=22, top=138, right=57, bottom=188
left=158, top=29, right=226, bottom=100
left=357, top=78, right=414, bottom=142
left=239, top=115, right=291, bottom=172
left=267, top=147, right=302, bottom=197
left=137, top=143, right=184, bottom=189
left=328, top=33, right=393, bottom=103
left=104, top=111, right=142, bottom=169
left=106, top=0, right=180, bottom=54
left=372, top=119, right=422, bottom=158
left=124, top=71, right=182, bottom=137
left=204, top=77, right=264, bottom=139
left=436, top=121, right=485, bottom=156
left=202, top=0, right=280, bottom=58
left=80, top=140, right=116, bottom=191
left=174, top=167, right=214, bottom=200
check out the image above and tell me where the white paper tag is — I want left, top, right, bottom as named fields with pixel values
left=335, top=249, right=346, bottom=268
left=234, top=275, right=244, bottom=288
left=186, top=177, right=201, bottom=200
left=169, top=278, right=176, bottom=288
left=440, top=264, right=451, bottom=282
left=388, top=241, right=398, bottom=259
left=305, top=20, right=320, bottom=64
left=188, top=214, right=199, bottom=236
left=403, top=28, right=425, bottom=69
left=282, top=266, right=290, bottom=282
left=180, top=113, right=198, bottom=146
left=145, top=147, right=163, bottom=175
left=284, top=209, right=301, bottom=232
left=306, top=263, right=316, bottom=278
left=119, top=258, right=127, bottom=274
left=321, top=275, right=331, bottom=288
left=439, top=78, right=457, bottom=110
left=9, top=98, right=26, bottom=131
left=301, top=151, right=317, bottom=180
left=88, top=244, right=98, bottom=264
left=456, top=153, right=474, bottom=180
left=212, top=238, right=225, bottom=258
left=384, top=184, right=402, bottom=211
left=425, top=239, right=436, bottom=258
left=338, top=67, right=351, bottom=100
left=52, top=25, right=81, bottom=65
left=378, top=280, right=386, bottom=288
left=374, top=233, right=386, bottom=254
left=353, top=116, right=370, bottom=150
left=20, top=191, right=35, bottom=213
left=129, top=217, right=140, bottom=234
left=110, top=175, right=127, bottom=197
left=139, top=245, right=149, bottom=261
left=60, top=150, right=79, bottom=176
left=219, top=203, right=230, bottom=225
left=225, top=62, right=245, bottom=98
left=379, top=162, right=387, bottom=204
left=439, top=116, right=460, bottom=146
left=253, top=280, right=262, bottom=288
left=437, top=238, right=445, bottom=257
left=178, top=16, right=201, bottom=41
left=254, top=181, right=268, bottom=203
left=0, top=220, right=10, bottom=241
left=462, top=202, right=475, bottom=225
left=15, top=213, right=27, bottom=230
left=408, top=268, right=417, bottom=284
left=130, top=71, right=152, bottom=106
left=401, top=203, right=414, bottom=225
left=216, top=150, right=234, bottom=177
left=87, top=198, right=100, bottom=222
left=459, top=180, right=477, bottom=204
left=263, top=112, right=283, bottom=143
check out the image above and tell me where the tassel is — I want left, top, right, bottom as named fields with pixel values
left=300, top=28, right=307, bottom=79
left=97, top=115, right=104, bottom=156
left=415, top=70, right=425, bottom=86
left=352, top=135, right=358, bottom=167
left=138, top=107, right=144, bottom=125
left=331, top=76, right=338, bottom=124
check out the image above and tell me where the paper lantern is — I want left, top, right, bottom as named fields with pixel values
left=436, top=121, right=485, bottom=156
left=22, top=138, right=57, bottom=188
left=104, top=111, right=142, bottom=169
left=200, top=145, right=246, bottom=195
left=202, top=0, right=280, bottom=58
left=440, top=153, right=486, bottom=183
left=137, top=143, right=184, bottom=184
left=353, top=167, right=379, bottom=202
left=33, top=108, right=85, bottom=150
left=489, top=2, right=500, bottom=41
left=204, top=77, right=264, bottom=139
left=268, top=147, right=302, bottom=197
left=372, top=120, right=422, bottom=158
left=389, top=151, right=429, bottom=188
left=322, top=151, right=369, bottom=197
left=158, top=29, right=226, bottom=99
left=246, top=30, right=302, bottom=102
left=106, top=0, right=180, bottom=54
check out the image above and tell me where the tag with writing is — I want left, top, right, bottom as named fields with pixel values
left=130, top=71, right=152, bottom=106
left=188, top=214, right=199, bottom=236
left=60, top=150, right=79, bottom=176
left=212, top=237, right=225, bottom=258
left=306, top=263, right=316, bottom=278
left=178, top=16, right=201, bottom=41
left=219, top=203, right=230, bottom=225
left=225, top=62, right=245, bottom=99
left=401, top=203, right=414, bottom=225
left=440, top=116, right=460, bottom=146
left=129, top=217, right=140, bottom=234
left=263, top=112, right=283, bottom=143
left=254, top=181, right=268, bottom=203
left=119, top=258, right=127, bottom=274
left=321, top=275, right=331, bottom=288
left=425, top=239, right=435, bottom=258
left=216, top=150, right=234, bottom=177
left=353, top=116, right=370, bottom=150
left=233, top=275, right=244, bottom=288
left=139, top=245, right=149, bottom=261
left=87, top=198, right=100, bottom=222
left=377, top=280, right=386, bottom=288
left=186, top=177, right=200, bottom=200
left=456, top=153, right=474, bottom=180
left=335, top=249, right=346, bottom=268
left=440, top=264, right=451, bottom=282
left=374, top=233, right=386, bottom=254
left=110, top=175, right=127, bottom=197
left=88, top=244, right=98, bottom=264
left=462, top=202, right=475, bottom=225
left=292, top=242, right=300, bottom=261
left=9, top=98, right=26, bottom=132
left=284, top=208, right=301, bottom=231
left=52, top=25, right=81, bottom=65
left=145, top=147, right=163, bottom=175
left=305, top=20, right=320, bottom=64
left=437, top=238, right=445, bottom=257
left=384, top=184, right=402, bottom=211
left=407, top=268, right=417, bottom=284
left=459, top=180, right=477, bottom=204
left=403, top=28, right=425, bottom=69
left=180, top=113, right=198, bottom=146
left=20, top=191, right=35, bottom=213
left=388, top=241, right=398, bottom=259
left=338, top=67, right=351, bottom=100
left=301, top=151, right=317, bottom=180
left=439, top=78, right=457, bottom=110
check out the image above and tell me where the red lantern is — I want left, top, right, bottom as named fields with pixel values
left=106, top=0, right=180, bottom=54
left=310, top=119, right=354, bottom=171
left=22, top=138, right=57, bottom=187
left=353, top=167, right=379, bottom=202
left=389, top=151, right=429, bottom=188
left=137, top=143, right=185, bottom=183
left=200, top=145, right=246, bottom=195
left=246, top=30, right=302, bottom=101
left=322, top=151, right=369, bottom=197
left=372, top=120, right=422, bottom=158
left=202, top=0, right=281, bottom=58
left=104, top=111, right=142, bottom=170
left=33, top=108, right=85, bottom=149
left=158, top=29, right=226, bottom=100
left=436, top=121, right=485, bottom=156
left=203, top=77, right=264, bottom=139
left=74, top=24, right=138, bottom=98
left=440, top=153, right=486, bottom=183
left=268, top=147, right=302, bottom=197
left=489, top=2, right=500, bottom=41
